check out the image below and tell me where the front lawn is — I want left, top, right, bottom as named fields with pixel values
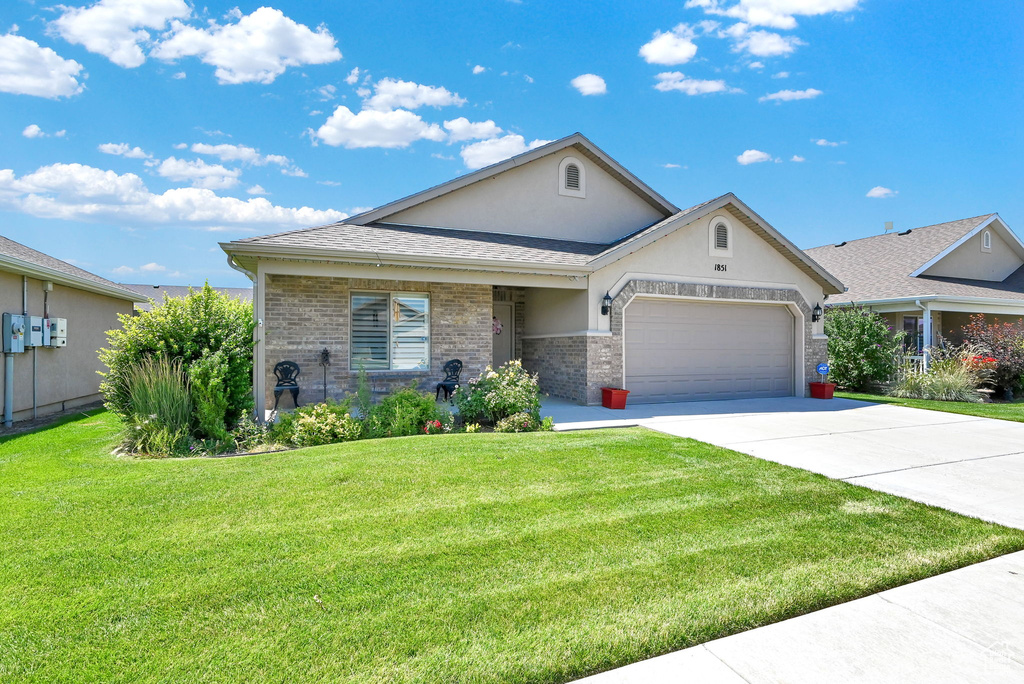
left=3, top=411, right=1023, bottom=683
left=837, top=391, right=1024, bottom=423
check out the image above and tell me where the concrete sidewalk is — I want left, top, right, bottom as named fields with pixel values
left=574, top=550, right=1024, bottom=683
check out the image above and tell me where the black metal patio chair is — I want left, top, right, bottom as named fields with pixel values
left=273, top=360, right=301, bottom=410
left=435, top=359, right=463, bottom=402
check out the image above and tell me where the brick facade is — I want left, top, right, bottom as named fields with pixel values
left=263, top=275, right=491, bottom=408
left=521, top=335, right=588, bottom=402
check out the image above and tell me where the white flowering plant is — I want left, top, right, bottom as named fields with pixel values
left=454, top=359, right=542, bottom=425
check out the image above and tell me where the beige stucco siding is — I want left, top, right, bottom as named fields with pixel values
left=523, top=288, right=589, bottom=336
left=385, top=152, right=666, bottom=243
left=0, top=270, right=132, bottom=420
left=588, top=208, right=827, bottom=333
left=921, top=228, right=1023, bottom=281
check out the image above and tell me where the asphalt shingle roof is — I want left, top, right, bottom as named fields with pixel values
left=805, top=214, right=1024, bottom=303
left=118, top=284, right=253, bottom=312
left=0, top=234, right=140, bottom=298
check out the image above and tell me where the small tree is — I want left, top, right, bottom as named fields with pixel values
left=961, top=314, right=1024, bottom=398
left=99, top=284, right=255, bottom=432
left=824, top=306, right=905, bottom=391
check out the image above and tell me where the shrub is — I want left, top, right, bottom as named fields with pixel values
left=364, top=387, right=446, bottom=439
left=291, top=403, right=362, bottom=447
left=268, top=399, right=352, bottom=445
left=100, top=284, right=255, bottom=429
left=464, top=422, right=482, bottom=434
left=233, top=415, right=271, bottom=452
left=454, top=360, right=542, bottom=424
left=889, top=343, right=986, bottom=403
left=961, top=314, right=1024, bottom=398
left=120, top=356, right=193, bottom=456
left=824, top=307, right=905, bottom=390
left=494, top=411, right=540, bottom=433
left=188, top=349, right=230, bottom=441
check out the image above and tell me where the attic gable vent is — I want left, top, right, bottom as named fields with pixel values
left=715, top=223, right=729, bottom=249
left=565, top=164, right=580, bottom=190
left=557, top=156, right=586, bottom=198
left=983, top=230, right=992, bottom=252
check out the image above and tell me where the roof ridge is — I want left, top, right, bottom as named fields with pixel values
left=235, top=221, right=345, bottom=243
left=805, top=213, right=996, bottom=251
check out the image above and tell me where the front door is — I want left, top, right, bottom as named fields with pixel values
left=492, top=302, right=514, bottom=368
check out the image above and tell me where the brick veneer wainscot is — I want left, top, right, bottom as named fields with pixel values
left=263, top=275, right=492, bottom=407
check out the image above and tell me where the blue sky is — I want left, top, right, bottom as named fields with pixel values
left=1, top=0, right=1021, bottom=287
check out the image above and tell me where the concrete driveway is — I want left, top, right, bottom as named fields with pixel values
left=546, top=396, right=1024, bottom=528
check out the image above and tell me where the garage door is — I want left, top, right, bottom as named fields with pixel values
left=625, top=299, right=794, bottom=403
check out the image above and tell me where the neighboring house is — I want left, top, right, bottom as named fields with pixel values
left=806, top=214, right=1024, bottom=363
left=220, top=133, right=843, bottom=413
left=0, top=235, right=145, bottom=426
left=118, top=283, right=253, bottom=313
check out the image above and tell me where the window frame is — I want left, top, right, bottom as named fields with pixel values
left=349, top=290, right=431, bottom=372
left=707, top=214, right=734, bottom=258
left=982, top=230, right=992, bottom=252
left=557, top=156, right=586, bottom=198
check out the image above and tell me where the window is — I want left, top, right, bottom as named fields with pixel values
left=715, top=223, right=729, bottom=250
left=983, top=230, right=992, bottom=252
left=557, top=156, right=586, bottom=198
left=351, top=292, right=429, bottom=370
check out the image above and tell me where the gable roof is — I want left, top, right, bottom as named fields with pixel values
left=344, top=133, right=680, bottom=226
left=0, top=235, right=145, bottom=302
left=805, top=214, right=1024, bottom=304
left=223, top=192, right=844, bottom=293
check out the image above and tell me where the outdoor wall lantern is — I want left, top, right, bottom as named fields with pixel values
left=601, top=292, right=613, bottom=316
left=318, top=347, right=331, bottom=402
left=811, top=303, right=823, bottom=323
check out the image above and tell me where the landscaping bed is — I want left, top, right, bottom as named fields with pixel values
left=2, top=411, right=1023, bottom=683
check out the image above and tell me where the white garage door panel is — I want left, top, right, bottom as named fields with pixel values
left=625, top=299, right=794, bottom=403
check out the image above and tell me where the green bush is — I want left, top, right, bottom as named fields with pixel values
left=364, top=387, right=446, bottom=439
left=824, top=307, right=905, bottom=390
left=291, top=403, right=362, bottom=447
left=100, top=284, right=255, bottom=430
left=454, top=360, right=542, bottom=424
left=962, top=314, right=1024, bottom=398
left=120, top=356, right=193, bottom=456
left=494, top=411, right=540, bottom=433
left=268, top=399, right=352, bottom=445
left=889, top=343, right=985, bottom=402
left=232, top=415, right=271, bottom=452
left=188, top=349, right=230, bottom=440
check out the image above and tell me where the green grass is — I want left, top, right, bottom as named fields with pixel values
left=837, top=391, right=1024, bottom=423
left=2, top=411, right=1023, bottom=683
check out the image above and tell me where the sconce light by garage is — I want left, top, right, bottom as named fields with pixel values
left=601, top=292, right=613, bottom=316
left=811, top=303, right=823, bottom=323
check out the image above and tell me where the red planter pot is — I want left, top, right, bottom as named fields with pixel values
left=809, top=382, right=836, bottom=399
left=601, top=387, right=630, bottom=409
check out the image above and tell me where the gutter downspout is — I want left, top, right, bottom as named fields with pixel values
left=227, top=255, right=261, bottom=422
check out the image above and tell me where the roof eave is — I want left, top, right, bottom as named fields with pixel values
left=0, top=254, right=147, bottom=303
left=830, top=294, right=1024, bottom=307
left=908, top=214, right=1015, bottom=277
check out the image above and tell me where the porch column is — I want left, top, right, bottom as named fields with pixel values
left=921, top=302, right=932, bottom=370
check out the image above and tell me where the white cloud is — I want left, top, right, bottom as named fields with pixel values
left=0, top=34, right=85, bottom=98
left=459, top=135, right=552, bottom=170
left=654, top=72, right=741, bottom=95
left=51, top=0, right=190, bottom=68
left=314, top=106, right=445, bottom=149
left=156, top=157, right=240, bottom=189
left=317, top=180, right=341, bottom=186
left=866, top=186, right=897, bottom=198
left=772, top=70, right=790, bottom=78
left=523, top=74, right=534, bottom=83
left=662, top=163, right=682, bottom=168
left=98, top=142, right=151, bottom=159
left=246, top=184, right=267, bottom=195
left=737, top=149, right=773, bottom=165
left=189, top=142, right=292, bottom=167
left=281, top=167, right=308, bottom=178
left=172, top=71, right=186, bottom=79
left=0, top=162, right=347, bottom=229
left=813, top=138, right=844, bottom=146
left=364, top=78, right=466, bottom=111
left=443, top=117, right=502, bottom=143
left=759, top=87, right=822, bottom=102
left=571, top=73, right=607, bottom=95
left=345, top=67, right=360, bottom=84
left=790, top=155, right=805, bottom=162
left=472, top=64, right=486, bottom=75
left=22, top=124, right=44, bottom=139
left=54, top=130, right=67, bottom=138
left=111, top=265, right=135, bottom=275
left=316, top=84, right=337, bottom=100
left=152, top=7, right=342, bottom=84
left=140, top=262, right=166, bottom=272
left=748, top=61, right=765, bottom=69
left=639, top=24, right=699, bottom=65
left=733, top=28, right=803, bottom=56
left=685, top=0, right=861, bottom=30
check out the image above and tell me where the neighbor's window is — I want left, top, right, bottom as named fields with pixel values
left=351, top=292, right=430, bottom=370
left=983, top=230, right=992, bottom=251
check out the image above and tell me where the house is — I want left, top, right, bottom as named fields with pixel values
left=0, top=235, right=146, bottom=426
left=805, top=214, right=1024, bottom=362
left=220, top=133, right=843, bottom=414
left=118, top=283, right=253, bottom=313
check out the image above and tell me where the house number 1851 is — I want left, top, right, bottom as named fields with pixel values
left=714, top=263, right=727, bottom=272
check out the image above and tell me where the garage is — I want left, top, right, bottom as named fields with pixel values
left=624, top=298, right=795, bottom=403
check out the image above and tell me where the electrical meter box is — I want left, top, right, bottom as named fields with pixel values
left=27, top=316, right=45, bottom=347
left=48, top=318, right=67, bottom=348
left=3, top=313, right=26, bottom=353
